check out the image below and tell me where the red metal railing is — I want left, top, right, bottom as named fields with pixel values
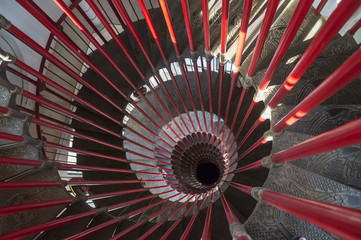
left=0, top=0, right=361, bottom=239
left=229, top=183, right=361, bottom=240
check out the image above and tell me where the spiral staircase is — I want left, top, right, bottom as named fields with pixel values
left=0, top=0, right=361, bottom=239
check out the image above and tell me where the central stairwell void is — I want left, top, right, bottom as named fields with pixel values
left=0, top=0, right=361, bottom=239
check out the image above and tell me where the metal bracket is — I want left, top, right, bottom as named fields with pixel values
left=205, top=50, right=213, bottom=62
left=190, top=51, right=197, bottom=62
left=263, top=129, right=274, bottom=142
left=260, top=106, right=272, bottom=120
left=229, top=222, right=252, bottom=240
left=261, top=156, right=273, bottom=169
left=251, top=187, right=265, bottom=201
left=253, top=87, right=267, bottom=103
left=220, top=53, right=227, bottom=65
left=243, top=75, right=254, bottom=89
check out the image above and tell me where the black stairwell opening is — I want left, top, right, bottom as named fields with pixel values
left=196, top=161, right=220, bottom=185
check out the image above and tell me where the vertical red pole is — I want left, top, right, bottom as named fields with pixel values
left=348, top=18, right=361, bottom=36
left=274, top=49, right=361, bottom=133
left=64, top=218, right=120, bottom=240
left=222, top=87, right=248, bottom=153
left=17, top=105, right=71, bottom=127
left=220, top=0, right=230, bottom=54
left=262, top=190, right=361, bottom=240
left=230, top=183, right=361, bottom=239
left=208, top=61, right=214, bottom=140
left=201, top=0, right=210, bottom=53
left=96, top=0, right=120, bottom=35
left=272, top=118, right=361, bottom=164
left=21, top=90, right=121, bottom=137
left=315, top=0, right=328, bottom=15
left=224, top=0, right=252, bottom=123
left=201, top=191, right=214, bottom=240
left=106, top=0, right=126, bottom=28
left=179, top=209, right=198, bottom=240
left=220, top=191, right=251, bottom=239
left=234, top=117, right=361, bottom=174
left=226, top=136, right=267, bottom=169
left=32, top=117, right=124, bottom=151
left=161, top=195, right=206, bottom=240
left=268, top=0, right=361, bottom=109
left=85, top=0, right=147, bottom=78
left=73, top=1, right=107, bottom=44
left=235, top=100, right=257, bottom=139
left=247, top=0, right=280, bottom=77
left=258, top=0, right=314, bottom=90
left=138, top=195, right=199, bottom=240
left=0, top=131, right=24, bottom=142
left=236, top=117, right=265, bottom=151
left=12, top=59, right=120, bottom=125
left=216, top=0, right=230, bottom=146
left=0, top=157, right=42, bottom=167
left=81, top=3, right=137, bottom=71
left=15, top=0, right=125, bottom=113
left=175, top=0, right=205, bottom=137
left=201, top=0, right=215, bottom=140
left=114, top=0, right=194, bottom=147
left=0, top=211, right=97, bottom=239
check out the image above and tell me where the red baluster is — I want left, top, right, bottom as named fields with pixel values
left=348, top=18, right=361, bottom=35
left=201, top=191, right=214, bottom=240
left=73, top=1, right=107, bottom=44
left=0, top=210, right=97, bottom=239
left=0, top=181, right=63, bottom=189
left=12, top=59, right=120, bottom=125
left=63, top=218, right=121, bottom=240
left=230, top=183, right=361, bottom=240
left=259, top=0, right=314, bottom=90
left=234, top=117, right=361, bottom=173
left=220, top=191, right=251, bottom=239
left=262, top=190, right=361, bottom=240
left=224, top=0, right=252, bottom=124
left=268, top=0, right=361, bottom=109
left=247, top=0, right=280, bottom=77
left=0, top=198, right=72, bottom=216
left=0, top=157, right=43, bottom=167
left=0, top=131, right=24, bottom=142
left=274, top=49, right=361, bottom=133
left=315, top=0, right=328, bottom=15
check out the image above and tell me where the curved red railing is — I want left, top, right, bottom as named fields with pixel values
left=0, top=0, right=360, bottom=239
